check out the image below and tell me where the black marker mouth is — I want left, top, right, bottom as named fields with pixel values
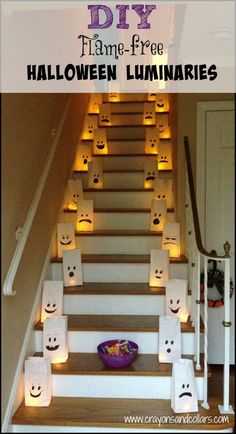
left=159, top=128, right=165, bottom=133
left=101, top=119, right=110, bottom=123
left=97, top=144, right=105, bottom=150
left=79, top=219, right=92, bottom=224
left=146, top=176, right=156, bottom=181
left=46, top=344, right=59, bottom=351
left=83, top=159, right=88, bottom=164
left=60, top=240, right=72, bottom=245
left=167, top=348, right=171, bottom=353
left=93, top=178, right=99, bottom=184
left=145, top=115, right=153, bottom=119
left=69, top=272, right=74, bottom=278
left=153, top=218, right=160, bottom=225
left=155, top=276, right=161, bottom=279
left=30, top=391, right=42, bottom=398
left=44, top=308, right=57, bottom=314
left=88, top=129, right=93, bottom=134
left=157, top=103, right=164, bottom=108
left=170, top=307, right=180, bottom=314
left=159, top=160, right=168, bottom=163
left=163, top=242, right=177, bottom=246
left=179, top=392, right=192, bottom=398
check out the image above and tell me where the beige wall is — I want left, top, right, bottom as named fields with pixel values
left=176, top=93, right=234, bottom=255
left=1, top=93, right=89, bottom=423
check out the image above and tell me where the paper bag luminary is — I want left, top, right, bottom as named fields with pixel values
left=88, top=93, right=102, bottom=114
left=143, top=102, right=156, bottom=125
left=57, top=223, right=75, bottom=258
left=108, top=92, right=120, bottom=102
left=93, top=128, right=108, bottom=155
left=43, top=316, right=68, bottom=364
left=82, top=115, right=98, bottom=140
left=66, top=179, right=83, bottom=210
left=159, top=315, right=181, bottom=363
left=144, top=160, right=158, bottom=189
left=41, top=280, right=64, bottom=323
left=154, top=179, right=174, bottom=209
left=76, top=200, right=94, bottom=232
left=171, top=359, right=198, bottom=413
left=162, top=222, right=180, bottom=258
left=149, top=249, right=170, bottom=287
left=166, top=279, right=189, bottom=323
left=157, top=113, right=171, bottom=138
left=145, top=127, right=159, bottom=154
left=148, top=92, right=157, bottom=101
left=99, top=103, right=112, bottom=126
left=24, top=357, right=52, bottom=407
left=150, top=199, right=167, bottom=232
left=63, top=248, right=83, bottom=287
left=158, top=142, right=173, bottom=171
left=88, top=160, right=104, bottom=189
left=155, top=94, right=170, bottom=112
left=74, top=143, right=92, bottom=172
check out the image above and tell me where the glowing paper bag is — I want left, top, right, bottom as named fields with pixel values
left=143, top=102, right=156, bottom=125
left=149, top=249, right=170, bottom=287
left=63, top=248, right=83, bottom=287
left=82, top=115, right=98, bottom=139
left=171, top=359, right=198, bottom=413
left=166, top=279, right=189, bottom=323
left=76, top=200, right=94, bottom=232
left=159, top=315, right=181, bottom=363
left=154, top=179, right=174, bottom=209
left=162, top=222, right=180, bottom=258
left=145, top=127, right=159, bottom=154
left=155, top=94, right=170, bottom=112
left=66, top=179, right=83, bottom=210
left=88, top=93, right=102, bottom=114
left=156, top=113, right=171, bottom=138
left=158, top=142, right=172, bottom=170
left=148, top=93, right=157, bottom=101
left=93, top=128, right=108, bottom=154
left=150, top=199, right=167, bottom=232
left=144, top=160, right=158, bottom=189
left=88, top=160, right=104, bottom=189
left=74, top=143, right=92, bottom=172
left=57, top=223, right=75, bottom=258
left=24, top=357, right=52, bottom=407
left=41, top=280, right=64, bottom=322
left=99, top=104, right=112, bottom=126
left=43, top=316, right=68, bottom=364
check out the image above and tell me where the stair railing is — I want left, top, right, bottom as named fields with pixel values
left=184, top=136, right=234, bottom=414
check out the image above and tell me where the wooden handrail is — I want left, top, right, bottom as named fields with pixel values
left=184, top=136, right=226, bottom=260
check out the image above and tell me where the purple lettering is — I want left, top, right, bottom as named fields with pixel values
left=88, top=5, right=113, bottom=29
left=132, top=4, right=156, bottom=29
left=116, top=5, right=129, bottom=29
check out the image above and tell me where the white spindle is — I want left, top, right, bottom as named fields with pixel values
left=195, top=251, right=201, bottom=370
left=201, top=256, right=209, bottom=409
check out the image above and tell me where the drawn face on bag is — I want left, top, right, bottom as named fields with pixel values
left=143, top=103, right=156, bottom=125
left=29, top=382, right=43, bottom=399
left=93, top=129, right=108, bottom=154
left=99, top=104, right=112, bottom=126
left=145, top=128, right=159, bottom=154
left=76, top=200, right=94, bottom=231
left=74, top=144, right=92, bottom=171
left=148, top=93, right=157, bottom=101
left=108, top=92, right=119, bottom=102
left=150, top=199, right=167, bottom=232
left=162, top=222, right=180, bottom=258
left=165, top=279, right=188, bottom=322
left=88, top=160, right=104, bottom=189
left=63, top=249, right=83, bottom=287
left=173, top=359, right=198, bottom=413
left=149, top=249, right=169, bottom=287
left=155, top=94, right=170, bottom=112
left=158, top=142, right=172, bottom=170
left=82, top=115, right=98, bottom=139
left=57, top=223, right=75, bottom=258
left=41, top=280, right=64, bottom=322
left=88, top=94, right=102, bottom=114
left=157, top=114, right=171, bottom=138
left=43, top=317, right=68, bottom=363
left=67, top=179, right=83, bottom=210
left=154, top=179, right=174, bottom=209
left=24, top=358, right=51, bottom=407
left=144, top=160, right=158, bottom=188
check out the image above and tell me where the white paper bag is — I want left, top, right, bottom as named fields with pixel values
left=76, top=199, right=94, bottom=232
left=88, top=160, right=104, bottom=189
left=63, top=248, right=83, bottom=287
left=154, top=179, right=174, bottom=209
left=150, top=199, right=167, bottom=232
left=57, top=223, right=75, bottom=258
left=156, top=113, right=171, bottom=138
left=149, top=249, right=170, bottom=287
left=43, top=316, right=68, bottom=364
left=159, top=315, right=181, bottom=363
left=93, top=128, right=108, bottom=154
left=144, top=160, right=158, bottom=189
left=162, top=222, right=180, bottom=258
left=74, top=143, right=92, bottom=172
left=145, top=127, right=159, bottom=154
left=158, top=142, right=172, bottom=170
left=88, top=93, right=102, bottom=114
left=155, top=94, right=170, bottom=112
left=82, top=114, right=98, bottom=139
left=66, top=179, right=83, bottom=210
left=24, top=357, right=52, bottom=406
left=166, top=279, right=189, bottom=323
left=143, top=102, right=156, bottom=125
left=41, top=280, right=64, bottom=322
left=171, top=358, right=198, bottom=413
left=99, top=103, right=112, bottom=126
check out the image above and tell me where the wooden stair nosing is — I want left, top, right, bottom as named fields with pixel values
left=34, top=315, right=203, bottom=333
left=74, top=230, right=162, bottom=237
left=64, top=207, right=175, bottom=214
left=84, top=188, right=154, bottom=192
left=91, top=153, right=158, bottom=157
left=33, top=352, right=207, bottom=377
left=51, top=254, right=188, bottom=264
left=12, top=397, right=234, bottom=430
left=88, top=110, right=169, bottom=115
left=74, top=169, right=173, bottom=174
left=81, top=137, right=171, bottom=142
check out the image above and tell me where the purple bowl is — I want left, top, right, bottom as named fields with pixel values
left=97, top=339, right=138, bottom=368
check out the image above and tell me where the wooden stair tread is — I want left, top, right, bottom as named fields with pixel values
left=84, top=188, right=154, bottom=192
left=91, top=153, right=158, bottom=157
left=51, top=254, right=188, bottom=264
left=33, top=353, right=206, bottom=377
left=64, top=207, right=175, bottom=213
left=75, top=230, right=162, bottom=236
left=12, top=397, right=234, bottom=429
left=35, top=315, right=202, bottom=332
left=63, top=282, right=191, bottom=296
left=82, top=138, right=170, bottom=142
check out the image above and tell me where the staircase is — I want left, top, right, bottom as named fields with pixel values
left=11, top=94, right=234, bottom=432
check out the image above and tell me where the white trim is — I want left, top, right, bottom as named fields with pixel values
left=196, top=101, right=234, bottom=246
left=1, top=247, right=52, bottom=433
left=3, top=96, right=71, bottom=296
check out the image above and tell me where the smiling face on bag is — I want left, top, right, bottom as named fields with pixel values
left=43, top=317, right=68, bottom=363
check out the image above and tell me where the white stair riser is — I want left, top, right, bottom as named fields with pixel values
left=84, top=191, right=154, bottom=208
left=35, top=331, right=196, bottom=355
left=50, top=375, right=204, bottom=400
left=52, top=263, right=189, bottom=283
left=63, top=295, right=192, bottom=316
left=106, top=127, right=153, bottom=141
left=86, top=155, right=157, bottom=171
left=75, top=235, right=162, bottom=254
left=11, top=426, right=223, bottom=433
left=75, top=171, right=172, bottom=190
